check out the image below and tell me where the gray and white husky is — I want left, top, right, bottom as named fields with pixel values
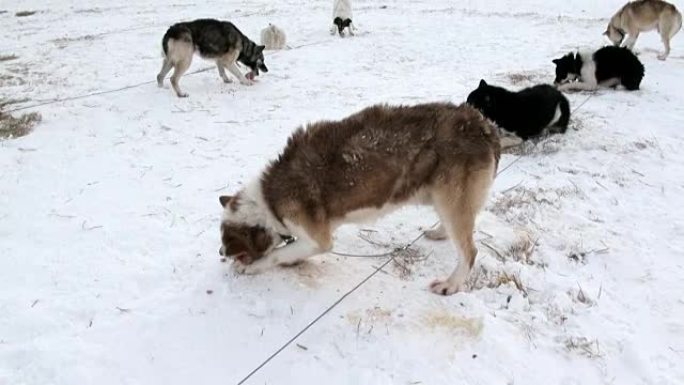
left=157, top=19, right=268, bottom=97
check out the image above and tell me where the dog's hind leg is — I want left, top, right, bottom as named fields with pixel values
left=657, top=14, right=682, bottom=60
left=217, top=63, right=232, bottom=83
left=170, top=58, right=191, bottom=97
left=551, top=97, right=571, bottom=133
left=659, top=36, right=672, bottom=60
left=157, top=58, right=173, bottom=87
left=429, top=166, right=495, bottom=296
left=424, top=224, right=447, bottom=240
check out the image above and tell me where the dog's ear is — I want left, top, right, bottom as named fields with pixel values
left=256, top=45, right=265, bottom=53
left=479, top=79, right=487, bottom=88
left=552, top=58, right=560, bottom=64
left=219, top=195, right=234, bottom=208
left=602, top=30, right=609, bottom=36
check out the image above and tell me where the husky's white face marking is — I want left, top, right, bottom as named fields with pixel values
left=218, top=179, right=286, bottom=263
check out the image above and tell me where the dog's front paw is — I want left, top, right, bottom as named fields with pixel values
left=657, top=53, right=667, bottom=61
left=240, top=79, right=255, bottom=86
left=176, top=92, right=189, bottom=98
left=233, top=261, right=262, bottom=275
left=424, top=227, right=447, bottom=241
left=429, top=279, right=464, bottom=296
left=223, top=78, right=233, bottom=83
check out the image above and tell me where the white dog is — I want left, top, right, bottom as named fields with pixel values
left=330, top=0, right=356, bottom=36
left=261, top=23, right=287, bottom=50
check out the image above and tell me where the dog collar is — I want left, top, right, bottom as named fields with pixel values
left=280, top=234, right=295, bottom=244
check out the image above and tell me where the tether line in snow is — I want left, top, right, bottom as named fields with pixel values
left=235, top=228, right=430, bottom=385
left=5, top=39, right=331, bottom=114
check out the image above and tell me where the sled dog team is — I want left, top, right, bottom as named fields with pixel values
left=155, top=0, right=681, bottom=295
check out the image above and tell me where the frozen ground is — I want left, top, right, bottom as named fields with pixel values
left=1, top=0, right=684, bottom=384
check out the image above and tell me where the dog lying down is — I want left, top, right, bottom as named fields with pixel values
left=218, top=102, right=501, bottom=295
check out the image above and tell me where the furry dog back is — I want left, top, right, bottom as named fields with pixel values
left=467, top=80, right=570, bottom=141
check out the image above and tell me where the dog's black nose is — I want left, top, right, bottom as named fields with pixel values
left=219, top=247, right=224, bottom=256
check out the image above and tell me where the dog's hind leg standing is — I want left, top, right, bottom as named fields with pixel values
left=658, top=9, right=682, bottom=60
left=429, top=163, right=496, bottom=295
left=157, top=58, right=173, bottom=88
left=157, top=25, right=194, bottom=97
left=550, top=96, right=571, bottom=134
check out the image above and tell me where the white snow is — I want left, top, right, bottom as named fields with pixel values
left=1, top=0, right=684, bottom=384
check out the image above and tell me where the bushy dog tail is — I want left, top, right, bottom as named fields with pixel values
left=161, top=23, right=193, bottom=57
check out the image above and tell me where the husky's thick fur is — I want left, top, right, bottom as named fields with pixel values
left=467, top=80, right=570, bottom=141
left=330, top=0, right=356, bottom=36
left=157, top=19, right=268, bottom=97
left=261, top=24, right=287, bottom=50
left=219, top=103, right=500, bottom=295
left=605, top=0, right=682, bottom=60
left=552, top=46, right=645, bottom=92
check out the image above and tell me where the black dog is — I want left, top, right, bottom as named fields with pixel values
left=467, top=80, right=570, bottom=140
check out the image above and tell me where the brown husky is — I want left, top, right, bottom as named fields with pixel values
left=605, top=0, right=682, bottom=60
left=218, top=103, right=501, bottom=295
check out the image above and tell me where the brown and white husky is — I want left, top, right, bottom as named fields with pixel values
left=218, top=103, right=500, bottom=295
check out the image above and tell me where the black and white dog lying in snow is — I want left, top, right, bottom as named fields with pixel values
left=466, top=80, right=570, bottom=141
left=552, top=46, right=644, bottom=91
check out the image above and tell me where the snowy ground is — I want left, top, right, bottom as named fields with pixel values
left=2, top=0, right=684, bottom=384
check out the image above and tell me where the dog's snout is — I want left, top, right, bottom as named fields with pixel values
left=219, top=246, right=225, bottom=256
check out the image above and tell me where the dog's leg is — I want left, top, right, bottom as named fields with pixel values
left=157, top=58, right=173, bottom=87
left=623, top=31, right=640, bottom=50
left=659, top=37, right=671, bottom=60
left=236, top=221, right=332, bottom=274
left=599, top=77, right=621, bottom=88
left=170, top=58, right=191, bottom=98
left=424, top=224, right=447, bottom=240
left=429, top=167, right=494, bottom=296
left=558, top=81, right=598, bottom=92
left=217, top=63, right=232, bottom=83
left=226, top=62, right=254, bottom=86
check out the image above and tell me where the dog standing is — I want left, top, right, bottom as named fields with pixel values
left=218, top=103, right=500, bottom=296
left=261, top=23, right=287, bottom=50
left=605, top=0, right=682, bottom=60
left=467, top=79, right=570, bottom=143
left=157, top=19, right=268, bottom=97
left=330, top=0, right=356, bottom=36
left=552, top=46, right=645, bottom=91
